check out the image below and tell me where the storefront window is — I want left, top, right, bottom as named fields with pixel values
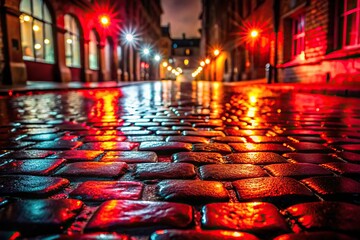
left=343, top=0, right=360, bottom=48
left=64, top=15, right=81, bottom=67
left=20, top=0, right=54, bottom=63
left=89, top=30, right=99, bottom=70
left=291, top=13, right=305, bottom=59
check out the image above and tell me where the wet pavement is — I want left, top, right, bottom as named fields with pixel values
left=0, top=80, right=359, bottom=239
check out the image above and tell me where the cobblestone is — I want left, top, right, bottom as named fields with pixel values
left=0, top=199, right=83, bottom=235
left=70, top=181, right=143, bottom=201
left=55, top=162, right=128, bottom=179
left=202, top=202, right=289, bottom=236
left=134, top=163, right=196, bottom=179
left=157, top=180, right=229, bottom=203
left=0, top=81, right=360, bottom=238
left=85, top=200, right=192, bottom=232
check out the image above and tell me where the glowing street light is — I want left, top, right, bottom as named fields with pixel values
left=250, top=29, right=259, bottom=38
left=125, top=33, right=134, bottom=42
left=200, top=61, right=205, bottom=67
left=162, top=62, right=168, bottom=68
left=213, top=49, right=220, bottom=56
left=205, top=58, right=211, bottom=64
left=143, top=48, right=150, bottom=55
left=154, top=54, right=161, bottom=62
left=99, top=15, right=110, bottom=27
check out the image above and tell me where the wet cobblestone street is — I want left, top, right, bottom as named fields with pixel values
left=0, top=80, right=360, bottom=239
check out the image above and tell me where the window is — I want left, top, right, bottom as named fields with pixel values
left=185, top=48, right=191, bottom=56
left=64, top=15, right=81, bottom=67
left=292, top=13, right=305, bottom=59
left=343, top=0, right=360, bottom=48
left=20, top=0, right=54, bottom=63
left=89, top=30, right=99, bottom=70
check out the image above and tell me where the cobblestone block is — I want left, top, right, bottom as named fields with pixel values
left=0, top=141, right=35, bottom=150
left=126, top=136, right=165, bottom=142
left=0, top=175, right=69, bottom=197
left=233, top=177, right=314, bottom=206
left=80, top=142, right=138, bottom=151
left=81, top=136, right=127, bottom=142
left=277, top=129, right=322, bottom=136
left=121, top=130, right=153, bottom=136
left=286, top=142, right=332, bottom=153
left=47, top=150, right=103, bottom=162
left=273, top=232, right=356, bottom=240
left=337, top=152, right=360, bottom=163
left=183, top=131, right=225, bottom=137
left=135, top=163, right=196, bottom=179
left=285, top=202, right=360, bottom=234
left=301, top=176, right=360, bottom=201
left=139, top=142, right=192, bottom=153
left=0, top=199, right=83, bottom=234
left=225, top=129, right=268, bottom=136
left=157, top=180, right=229, bottom=203
left=44, top=233, right=131, bottom=239
left=30, top=140, right=82, bottom=150
left=150, top=230, right=260, bottom=240
left=264, top=163, right=332, bottom=179
left=85, top=200, right=192, bottom=232
left=199, top=164, right=267, bottom=180
left=192, top=143, right=232, bottom=154
left=166, top=136, right=209, bottom=143
left=0, top=150, right=55, bottom=159
left=55, top=162, right=128, bottom=179
left=211, top=136, right=247, bottom=143
left=171, top=126, right=197, bottom=131
left=229, top=143, right=291, bottom=153
left=202, top=202, right=289, bottom=236
left=22, top=133, right=62, bottom=141
left=70, top=181, right=143, bottom=201
left=0, top=159, right=65, bottom=176
left=162, top=122, right=192, bottom=127
left=226, top=152, right=287, bottom=165
left=101, top=151, right=157, bottom=163
left=248, top=136, right=291, bottom=143
left=283, top=153, right=340, bottom=164
left=338, top=144, right=360, bottom=152
left=172, top=152, right=225, bottom=165
left=291, top=136, right=327, bottom=143
left=321, top=162, right=360, bottom=178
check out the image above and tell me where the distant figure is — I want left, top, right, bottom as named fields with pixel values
left=23, top=46, right=33, bottom=57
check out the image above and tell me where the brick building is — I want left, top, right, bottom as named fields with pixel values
left=0, top=0, right=162, bottom=85
left=201, top=0, right=360, bottom=84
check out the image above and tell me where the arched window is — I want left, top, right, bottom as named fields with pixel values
left=89, top=30, right=99, bottom=70
left=20, top=0, right=54, bottom=63
left=64, top=15, right=81, bottom=67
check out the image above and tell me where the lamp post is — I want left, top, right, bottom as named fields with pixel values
left=213, top=49, right=220, bottom=81
left=250, top=30, right=259, bottom=80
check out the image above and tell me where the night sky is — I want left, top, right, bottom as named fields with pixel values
left=161, top=0, right=202, bottom=39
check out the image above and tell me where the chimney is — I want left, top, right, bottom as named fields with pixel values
left=182, top=33, right=186, bottom=39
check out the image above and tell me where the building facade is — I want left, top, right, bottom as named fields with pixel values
left=171, top=35, right=201, bottom=80
left=201, top=0, right=360, bottom=84
left=0, top=0, right=162, bottom=85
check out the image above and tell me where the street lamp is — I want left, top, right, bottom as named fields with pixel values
left=213, top=49, right=220, bottom=56
left=249, top=29, right=259, bottom=80
left=99, top=15, right=110, bottom=27
left=143, top=48, right=150, bottom=56
left=125, top=33, right=134, bottom=43
left=154, top=54, right=161, bottom=62
left=250, top=29, right=259, bottom=38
